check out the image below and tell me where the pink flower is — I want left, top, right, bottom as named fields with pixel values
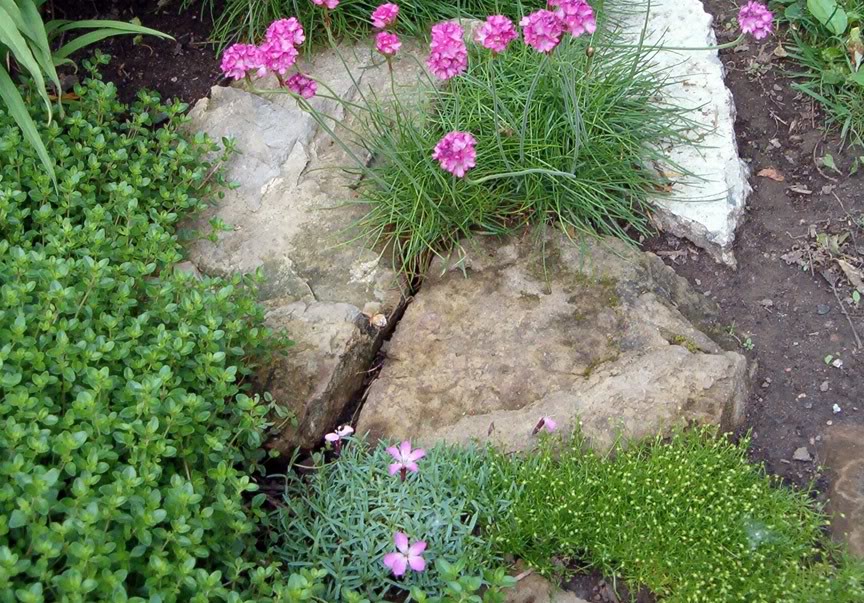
left=259, top=36, right=299, bottom=75
left=532, top=416, right=557, bottom=435
left=426, top=21, right=468, bottom=81
left=220, top=43, right=265, bottom=80
left=548, top=0, right=597, bottom=38
left=738, top=1, right=773, bottom=40
left=432, top=131, right=477, bottom=178
left=376, top=31, right=402, bottom=56
left=266, top=17, right=306, bottom=46
left=474, top=15, right=518, bottom=54
left=382, top=532, right=426, bottom=577
left=371, top=3, right=400, bottom=29
left=312, top=0, right=340, bottom=8
left=287, top=73, right=318, bottom=99
left=386, top=440, right=426, bottom=480
left=520, top=9, right=565, bottom=53
left=324, top=424, right=353, bottom=453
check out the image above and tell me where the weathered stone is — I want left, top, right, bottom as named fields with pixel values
left=624, top=0, right=751, bottom=266
left=506, top=573, right=587, bottom=603
left=357, top=233, right=748, bottom=452
left=824, top=425, right=864, bottom=557
left=184, top=45, right=428, bottom=450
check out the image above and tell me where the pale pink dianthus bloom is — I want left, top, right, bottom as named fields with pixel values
left=286, top=73, right=318, bottom=99
left=432, top=131, right=477, bottom=178
left=386, top=440, right=426, bottom=479
left=532, top=416, right=557, bottom=435
left=266, top=17, right=306, bottom=46
left=220, top=43, right=264, bottom=80
left=371, top=3, right=400, bottom=29
left=382, top=532, right=426, bottom=577
left=324, top=424, right=354, bottom=443
left=474, top=15, right=518, bottom=54
left=259, top=37, right=299, bottom=75
left=548, top=0, right=597, bottom=38
left=426, top=21, right=468, bottom=80
left=520, top=9, right=565, bottom=54
left=376, top=31, right=402, bottom=56
left=738, top=1, right=773, bottom=40
left=312, top=0, right=340, bottom=8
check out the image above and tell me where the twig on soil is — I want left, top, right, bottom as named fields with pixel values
left=822, top=271, right=863, bottom=349
left=812, top=141, right=839, bottom=183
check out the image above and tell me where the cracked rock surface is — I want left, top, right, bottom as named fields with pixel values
left=184, top=44, right=427, bottom=451
left=357, top=233, right=750, bottom=452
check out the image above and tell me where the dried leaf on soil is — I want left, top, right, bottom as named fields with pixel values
left=757, top=167, right=785, bottom=182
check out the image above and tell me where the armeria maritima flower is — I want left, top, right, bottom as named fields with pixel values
left=474, top=15, right=518, bottom=54
left=426, top=21, right=468, bottom=80
left=548, top=0, right=597, bottom=38
left=259, top=37, right=299, bottom=75
left=383, top=532, right=426, bottom=577
left=220, top=43, right=264, bottom=80
left=266, top=17, right=306, bottom=46
left=376, top=31, right=402, bottom=56
left=520, top=9, right=565, bottom=53
left=738, top=1, right=773, bottom=40
left=371, top=3, right=400, bottom=29
left=432, top=131, right=477, bottom=178
left=312, top=0, right=340, bottom=8
left=286, top=73, right=318, bottom=99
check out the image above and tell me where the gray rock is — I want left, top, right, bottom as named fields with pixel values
left=357, top=233, right=748, bottom=452
left=506, top=572, right=587, bottom=603
left=792, top=446, right=812, bottom=462
left=824, top=425, right=864, bottom=558
left=185, top=45, right=429, bottom=450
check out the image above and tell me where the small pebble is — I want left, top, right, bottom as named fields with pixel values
left=817, top=304, right=831, bottom=315
left=793, top=447, right=812, bottom=462
left=804, top=402, right=813, bottom=409
left=820, top=380, right=829, bottom=392
left=832, top=358, right=844, bottom=369
left=827, top=420, right=833, bottom=426
left=833, top=404, right=842, bottom=414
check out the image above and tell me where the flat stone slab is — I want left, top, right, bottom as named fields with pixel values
left=627, top=0, right=751, bottom=266
left=357, top=233, right=749, bottom=452
left=824, top=425, right=864, bottom=557
left=185, top=45, right=428, bottom=451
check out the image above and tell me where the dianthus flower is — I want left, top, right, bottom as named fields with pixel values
left=426, top=21, right=468, bottom=80
left=376, top=31, right=402, bottom=56
left=520, top=9, right=565, bottom=53
left=266, top=17, right=306, bottom=46
left=432, top=131, right=477, bottom=178
left=220, top=43, right=264, bottom=80
left=312, top=0, right=340, bottom=8
left=286, top=73, right=318, bottom=99
left=548, top=0, right=597, bottom=38
left=738, top=1, right=773, bottom=40
left=371, top=3, right=400, bottom=29
left=474, top=15, right=518, bottom=54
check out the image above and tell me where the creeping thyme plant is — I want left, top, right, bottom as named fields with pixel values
left=0, top=55, right=318, bottom=602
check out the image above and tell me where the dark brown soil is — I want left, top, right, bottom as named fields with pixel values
left=645, top=0, right=864, bottom=489
left=49, top=0, right=223, bottom=104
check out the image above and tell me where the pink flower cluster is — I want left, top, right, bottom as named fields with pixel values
left=549, top=0, right=597, bottom=38
left=519, top=9, right=566, bottom=54
left=427, top=21, right=469, bottom=81
left=371, top=3, right=399, bottom=29
left=311, top=0, right=340, bottom=9
left=433, top=131, right=477, bottom=178
left=738, top=1, right=773, bottom=40
left=286, top=73, right=318, bottom=98
left=220, top=43, right=265, bottom=80
left=474, top=15, right=518, bottom=54
left=376, top=31, right=402, bottom=56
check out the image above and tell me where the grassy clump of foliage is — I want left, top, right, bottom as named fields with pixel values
left=356, top=27, right=692, bottom=275
left=489, top=428, right=864, bottom=603
left=188, top=0, right=544, bottom=48
left=0, top=55, right=320, bottom=602
left=773, top=0, right=864, bottom=148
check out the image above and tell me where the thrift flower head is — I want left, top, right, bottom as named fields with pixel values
left=371, top=3, right=400, bottom=29
left=312, top=0, right=340, bottom=8
left=260, top=36, right=299, bottom=75
left=220, top=43, right=264, bottom=80
left=427, top=21, right=468, bottom=80
left=520, top=9, right=565, bottom=53
left=738, top=1, right=773, bottom=40
left=376, top=31, right=402, bottom=56
left=383, top=532, right=426, bottom=577
left=286, top=73, right=318, bottom=99
left=532, top=416, right=557, bottom=435
left=474, top=15, right=518, bottom=54
left=432, top=131, right=477, bottom=178
left=548, top=0, right=597, bottom=38
left=386, top=440, right=426, bottom=480
left=266, top=17, right=306, bottom=46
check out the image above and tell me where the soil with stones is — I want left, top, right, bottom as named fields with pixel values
left=645, top=0, right=864, bottom=491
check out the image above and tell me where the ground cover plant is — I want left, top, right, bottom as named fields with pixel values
left=0, top=55, right=322, bottom=602
left=772, top=0, right=864, bottom=147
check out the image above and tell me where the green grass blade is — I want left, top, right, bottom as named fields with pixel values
left=0, top=6, right=51, bottom=115
left=49, top=19, right=173, bottom=39
left=0, top=65, right=54, bottom=183
left=53, top=29, right=153, bottom=61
